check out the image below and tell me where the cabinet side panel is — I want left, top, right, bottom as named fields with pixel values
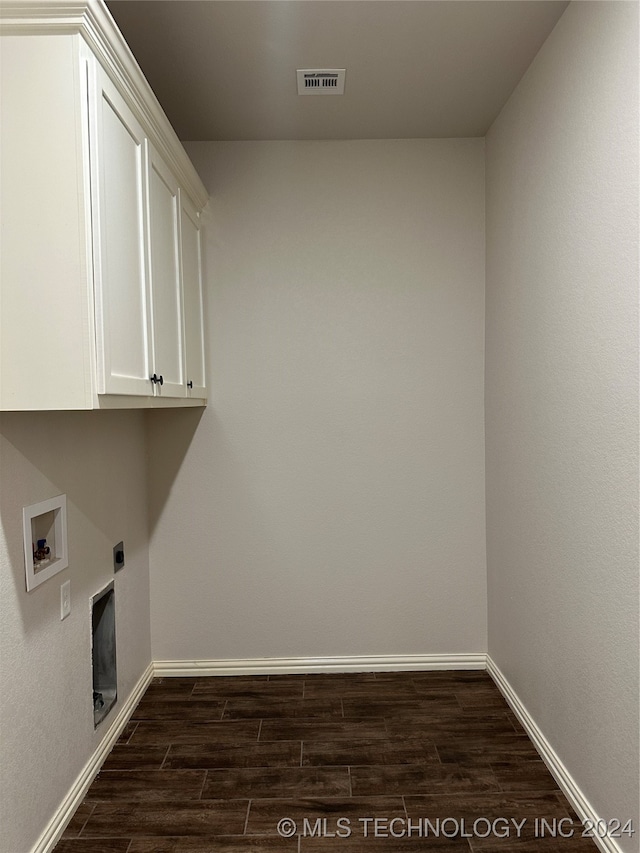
left=180, top=196, right=207, bottom=397
left=0, top=35, right=92, bottom=410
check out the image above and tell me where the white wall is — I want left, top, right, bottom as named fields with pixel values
left=485, top=2, right=639, bottom=846
left=0, top=412, right=151, bottom=853
left=147, top=139, right=486, bottom=663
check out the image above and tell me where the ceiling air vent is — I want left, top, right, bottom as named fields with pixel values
left=297, top=69, right=346, bottom=96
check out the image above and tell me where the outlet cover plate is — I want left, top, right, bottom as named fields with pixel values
left=60, top=579, right=71, bottom=620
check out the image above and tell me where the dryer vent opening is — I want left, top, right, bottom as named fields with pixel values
left=92, top=582, right=117, bottom=727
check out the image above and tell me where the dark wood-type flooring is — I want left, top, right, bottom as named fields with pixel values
left=54, top=671, right=598, bottom=852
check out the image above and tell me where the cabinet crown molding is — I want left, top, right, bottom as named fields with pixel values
left=1, top=0, right=208, bottom=211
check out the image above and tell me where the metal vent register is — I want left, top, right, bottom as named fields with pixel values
left=297, top=69, right=346, bottom=95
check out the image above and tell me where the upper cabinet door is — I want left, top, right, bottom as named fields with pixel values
left=180, top=192, right=207, bottom=398
left=146, top=143, right=185, bottom=397
left=90, top=64, right=152, bottom=396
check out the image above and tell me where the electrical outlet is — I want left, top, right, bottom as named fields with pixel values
left=113, top=541, right=125, bottom=573
left=60, top=579, right=71, bottom=620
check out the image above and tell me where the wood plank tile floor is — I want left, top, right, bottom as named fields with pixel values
left=54, top=671, right=598, bottom=852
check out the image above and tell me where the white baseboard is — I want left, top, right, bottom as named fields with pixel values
left=486, top=656, right=625, bottom=853
left=153, top=652, right=487, bottom=677
left=32, top=661, right=154, bottom=853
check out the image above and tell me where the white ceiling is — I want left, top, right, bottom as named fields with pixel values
left=107, top=0, right=569, bottom=141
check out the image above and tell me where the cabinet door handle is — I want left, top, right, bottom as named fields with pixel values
left=187, top=380, right=193, bottom=389
left=150, top=373, right=158, bottom=384
left=158, top=374, right=164, bottom=386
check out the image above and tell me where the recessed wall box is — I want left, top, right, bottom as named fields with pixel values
left=23, top=495, right=68, bottom=591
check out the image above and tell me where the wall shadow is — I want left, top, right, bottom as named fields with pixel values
left=144, top=406, right=205, bottom=535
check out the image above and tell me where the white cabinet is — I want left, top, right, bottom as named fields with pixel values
left=0, top=1, right=209, bottom=411
left=146, top=142, right=186, bottom=398
left=91, top=65, right=152, bottom=397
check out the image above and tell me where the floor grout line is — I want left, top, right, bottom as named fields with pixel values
left=74, top=802, right=96, bottom=838
left=159, top=744, right=172, bottom=770
left=198, top=768, right=208, bottom=800
left=243, top=799, right=252, bottom=834
left=125, top=722, right=138, bottom=744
